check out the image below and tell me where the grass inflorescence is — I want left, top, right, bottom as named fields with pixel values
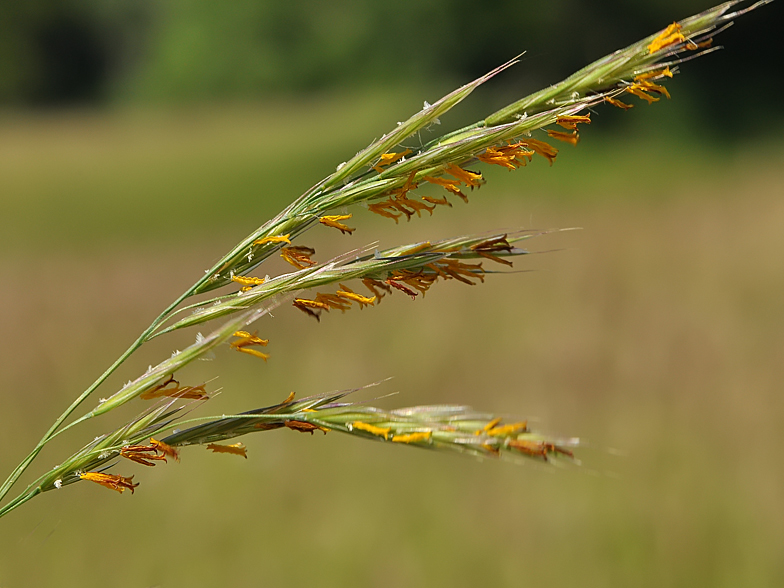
left=161, top=388, right=579, bottom=462
left=0, top=0, right=768, bottom=519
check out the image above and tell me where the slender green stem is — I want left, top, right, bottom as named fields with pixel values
left=0, top=288, right=195, bottom=504
left=0, top=488, right=41, bottom=519
left=0, top=249, right=265, bottom=509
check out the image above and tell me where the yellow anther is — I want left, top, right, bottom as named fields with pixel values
left=647, top=23, right=686, bottom=54
left=352, top=421, right=391, bottom=439
left=236, top=347, right=270, bottom=361
left=206, top=443, right=248, bottom=458
left=444, top=164, right=483, bottom=187
left=293, top=298, right=330, bottom=310
left=336, top=290, right=376, bottom=308
left=397, top=242, right=432, bottom=255
left=80, top=472, right=139, bottom=494
left=373, top=149, right=412, bottom=172
left=362, top=278, right=391, bottom=301
left=314, top=292, right=352, bottom=312
left=389, top=269, right=438, bottom=295
left=486, top=421, right=528, bottom=437
left=386, top=278, right=419, bottom=299
left=438, top=259, right=485, bottom=285
left=496, top=142, right=534, bottom=161
left=231, top=275, right=265, bottom=292
left=281, top=246, right=317, bottom=270
left=546, top=129, right=580, bottom=146
left=285, top=420, right=328, bottom=434
left=556, top=114, right=591, bottom=130
left=254, top=234, right=292, bottom=246
left=636, top=79, right=671, bottom=99
left=443, top=183, right=469, bottom=203
left=476, top=142, right=534, bottom=170
left=626, top=83, right=660, bottom=104
left=481, top=442, right=501, bottom=456
left=140, top=375, right=208, bottom=401
left=292, top=300, right=323, bottom=321
left=521, top=138, right=558, bottom=165
left=421, top=194, right=452, bottom=207
left=386, top=197, right=416, bottom=221
left=476, top=147, right=518, bottom=170
left=386, top=171, right=420, bottom=201
left=394, top=193, right=435, bottom=218
left=120, top=444, right=167, bottom=467
left=391, top=431, right=432, bottom=444
left=368, top=200, right=403, bottom=223
left=425, top=262, right=449, bottom=279
left=476, top=417, right=502, bottom=435
left=230, top=331, right=270, bottom=360
left=319, top=214, right=355, bottom=235
left=254, top=422, right=283, bottom=431
left=508, top=439, right=574, bottom=460
left=231, top=331, right=269, bottom=347
left=470, top=235, right=513, bottom=254
left=605, top=96, right=634, bottom=110
left=423, top=175, right=462, bottom=188
left=150, top=438, right=180, bottom=462
left=634, top=67, right=673, bottom=81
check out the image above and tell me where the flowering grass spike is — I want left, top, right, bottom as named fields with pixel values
left=0, top=0, right=768, bottom=519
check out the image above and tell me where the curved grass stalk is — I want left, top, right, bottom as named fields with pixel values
left=0, top=302, right=277, bottom=506
left=0, top=1, right=767, bottom=519
left=0, top=400, right=188, bottom=517
left=0, top=292, right=190, bottom=504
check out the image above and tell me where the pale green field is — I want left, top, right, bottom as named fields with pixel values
left=1, top=95, right=783, bottom=587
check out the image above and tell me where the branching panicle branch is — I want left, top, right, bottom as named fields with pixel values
left=0, top=1, right=767, bottom=519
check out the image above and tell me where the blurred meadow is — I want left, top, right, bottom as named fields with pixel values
left=1, top=1, right=784, bottom=587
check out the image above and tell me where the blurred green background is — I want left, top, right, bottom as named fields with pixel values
left=1, top=1, right=783, bottom=587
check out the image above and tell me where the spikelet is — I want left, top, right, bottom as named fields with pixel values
left=80, top=473, right=139, bottom=494
left=2, top=1, right=767, bottom=520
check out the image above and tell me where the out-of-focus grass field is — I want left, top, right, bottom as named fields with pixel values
left=1, top=92, right=783, bottom=587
